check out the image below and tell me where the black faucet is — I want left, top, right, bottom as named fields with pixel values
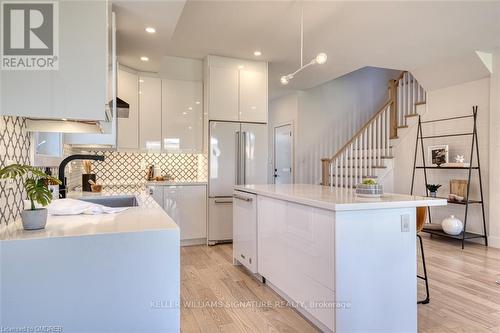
left=58, top=154, right=105, bottom=198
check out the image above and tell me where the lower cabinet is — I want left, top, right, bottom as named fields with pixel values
left=257, top=195, right=335, bottom=331
left=148, top=184, right=207, bottom=243
left=233, top=191, right=257, bottom=273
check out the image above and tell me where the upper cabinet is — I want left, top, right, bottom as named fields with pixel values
left=139, top=76, right=162, bottom=151
left=162, top=79, right=203, bottom=152
left=116, top=68, right=139, bottom=150
left=0, top=0, right=110, bottom=121
left=205, top=55, right=268, bottom=123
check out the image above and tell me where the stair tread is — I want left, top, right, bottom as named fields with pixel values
left=397, top=125, right=409, bottom=129
left=415, top=101, right=426, bottom=106
left=337, top=165, right=386, bottom=169
left=347, top=156, right=394, bottom=159
left=405, top=114, right=419, bottom=118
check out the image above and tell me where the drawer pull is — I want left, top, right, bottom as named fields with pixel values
left=240, top=254, right=246, bottom=259
left=214, top=199, right=233, bottom=204
left=234, top=194, right=253, bottom=202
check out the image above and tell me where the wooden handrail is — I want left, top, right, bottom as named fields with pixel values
left=324, top=99, right=392, bottom=162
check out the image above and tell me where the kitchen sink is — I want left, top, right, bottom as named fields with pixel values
left=79, top=195, right=139, bottom=208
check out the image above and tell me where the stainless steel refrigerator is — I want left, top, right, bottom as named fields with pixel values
left=208, top=121, right=268, bottom=244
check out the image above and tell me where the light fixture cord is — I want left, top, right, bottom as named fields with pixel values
left=300, top=2, right=304, bottom=68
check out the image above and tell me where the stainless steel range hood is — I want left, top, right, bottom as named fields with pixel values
left=116, top=97, right=130, bottom=118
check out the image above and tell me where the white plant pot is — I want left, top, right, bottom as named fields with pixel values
left=21, top=208, right=48, bottom=230
left=441, top=215, right=463, bottom=236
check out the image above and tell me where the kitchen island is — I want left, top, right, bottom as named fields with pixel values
left=0, top=187, right=180, bottom=332
left=233, top=184, right=447, bottom=333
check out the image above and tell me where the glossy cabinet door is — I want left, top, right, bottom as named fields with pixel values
left=208, top=198, right=233, bottom=242
left=239, top=70, right=267, bottom=123
left=117, top=69, right=139, bottom=149
left=257, top=195, right=335, bottom=331
left=209, top=66, right=239, bottom=121
left=139, top=77, right=162, bottom=151
left=163, top=185, right=207, bottom=241
left=1, top=1, right=108, bottom=120
left=162, top=79, right=203, bottom=152
left=233, top=191, right=257, bottom=273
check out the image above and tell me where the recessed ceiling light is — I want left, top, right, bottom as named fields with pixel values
left=238, top=65, right=244, bottom=69
left=195, top=101, right=200, bottom=105
left=140, top=56, right=149, bottom=61
left=145, top=27, right=156, bottom=34
left=139, top=79, right=144, bottom=83
left=254, top=51, right=262, bottom=56
left=62, top=118, right=67, bottom=121
left=188, top=107, right=193, bottom=111
left=182, top=112, right=187, bottom=115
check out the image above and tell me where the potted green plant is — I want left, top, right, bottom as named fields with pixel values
left=426, top=184, right=442, bottom=198
left=0, top=164, right=61, bottom=230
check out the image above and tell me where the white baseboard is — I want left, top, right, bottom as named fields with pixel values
left=488, top=235, right=500, bottom=249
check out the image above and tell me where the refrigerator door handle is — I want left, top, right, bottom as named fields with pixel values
left=242, top=131, right=247, bottom=185
left=235, top=131, right=240, bottom=185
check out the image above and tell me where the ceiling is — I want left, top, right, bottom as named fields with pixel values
left=114, top=1, right=500, bottom=98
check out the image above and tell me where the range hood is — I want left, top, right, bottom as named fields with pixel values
left=116, top=97, right=130, bottom=118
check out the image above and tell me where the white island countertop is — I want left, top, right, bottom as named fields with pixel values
left=0, top=186, right=178, bottom=241
left=235, top=184, right=447, bottom=211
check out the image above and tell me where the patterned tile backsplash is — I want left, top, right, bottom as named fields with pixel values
left=0, top=117, right=31, bottom=225
left=67, top=149, right=208, bottom=188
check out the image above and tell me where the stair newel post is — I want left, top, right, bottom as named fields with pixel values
left=321, top=158, right=329, bottom=186
left=389, top=78, right=398, bottom=139
left=386, top=105, right=390, bottom=157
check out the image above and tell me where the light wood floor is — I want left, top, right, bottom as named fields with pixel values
left=180, top=235, right=500, bottom=333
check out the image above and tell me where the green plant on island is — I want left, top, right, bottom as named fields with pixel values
left=362, top=178, right=377, bottom=185
left=0, top=164, right=61, bottom=210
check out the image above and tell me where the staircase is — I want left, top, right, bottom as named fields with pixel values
left=321, top=71, right=426, bottom=188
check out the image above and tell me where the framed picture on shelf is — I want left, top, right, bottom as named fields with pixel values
left=427, top=145, right=449, bottom=166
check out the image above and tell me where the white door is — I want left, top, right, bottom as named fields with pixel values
left=139, top=77, right=162, bottom=151
left=274, top=124, right=293, bottom=184
left=209, top=122, right=241, bottom=197
left=239, top=69, right=267, bottom=123
left=209, top=67, right=239, bottom=121
left=241, top=123, right=268, bottom=185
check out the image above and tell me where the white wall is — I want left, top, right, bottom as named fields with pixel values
left=393, top=78, right=490, bottom=236
left=294, top=67, right=399, bottom=184
left=489, top=49, right=500, bottom=248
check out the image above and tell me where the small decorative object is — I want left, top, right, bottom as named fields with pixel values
left=455, top=155, right=465, bottom=163
left=441, top=215, right=464, bottom=236
left=88, top=179, right=103, bottom=193
left=0, top=164, right=61, bottom=230
left=82, top=160, right=96, bottom=192
left=426, top=184, right=441, bottom=198
left=355, top=178, right=383, bottom=198
left=448, top=193, right=465, bottom=202
left=450, top=179, right=468, bottom=200
left=428, top=145, right=449, bottom=167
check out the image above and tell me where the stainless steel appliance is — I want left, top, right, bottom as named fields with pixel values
left=208, top=121, right=268, bottom=244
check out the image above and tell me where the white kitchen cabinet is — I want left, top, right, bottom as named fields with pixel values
left=257, top=195, right=335, bottom=331
left=205, top=55, right=268, bottom=123
left=117, top=69, right=139, bottom=149
left=1, top=1, right=109, bottom=121
left=163, top=185, right=207, bottom=242
left=161, top=80, right=203, bottom=152
left=139, top=77, right=162, bottom=151
left=208, top=66, right=239, bottom=121
left=239, top=70, right=267, bottom=123
left=233, top=191, right=258, bottom=273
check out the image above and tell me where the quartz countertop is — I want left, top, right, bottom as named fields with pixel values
left=235, top=184, right=447, bottom=211
left=145, top=180, right=207, bottom=186
left=0, top=186, right=178, bottom=242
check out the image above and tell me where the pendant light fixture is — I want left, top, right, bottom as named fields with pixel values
left=280, top=4, right=327, bottom=85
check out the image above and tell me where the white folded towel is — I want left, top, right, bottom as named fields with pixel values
left=46, top=199, right=130, bottom=216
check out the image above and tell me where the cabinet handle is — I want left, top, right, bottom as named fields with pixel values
left=240, top=254, right=246, bottom=259
left=214, top=199, right=233, bottom=204
left=233, top=194, right=252, bottom=202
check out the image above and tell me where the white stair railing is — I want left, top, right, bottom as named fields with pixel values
left=396, top=71, right=426, bottom=127
left=321, top=100, right=392, bottom=188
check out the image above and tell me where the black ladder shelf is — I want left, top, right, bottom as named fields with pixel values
left=410, top=106, right=488, bottom=249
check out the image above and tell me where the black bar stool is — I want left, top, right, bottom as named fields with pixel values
left=417, top=207, right=430, bottom=304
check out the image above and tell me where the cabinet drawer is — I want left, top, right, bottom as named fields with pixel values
left=233, top=191, right=257, bottom=273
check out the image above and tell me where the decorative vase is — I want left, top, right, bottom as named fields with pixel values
left=82, top=174, right=96, bottom=192
left=441, top=215, right=463, bottom=236
left=429, top=192, right=437, bottom=198
left=21, top=208, right=48, bottom=230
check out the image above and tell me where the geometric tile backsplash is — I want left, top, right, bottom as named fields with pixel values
left=67, top=149, right=208, bottom=188
left=0, top=116, right=31, bottom=225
